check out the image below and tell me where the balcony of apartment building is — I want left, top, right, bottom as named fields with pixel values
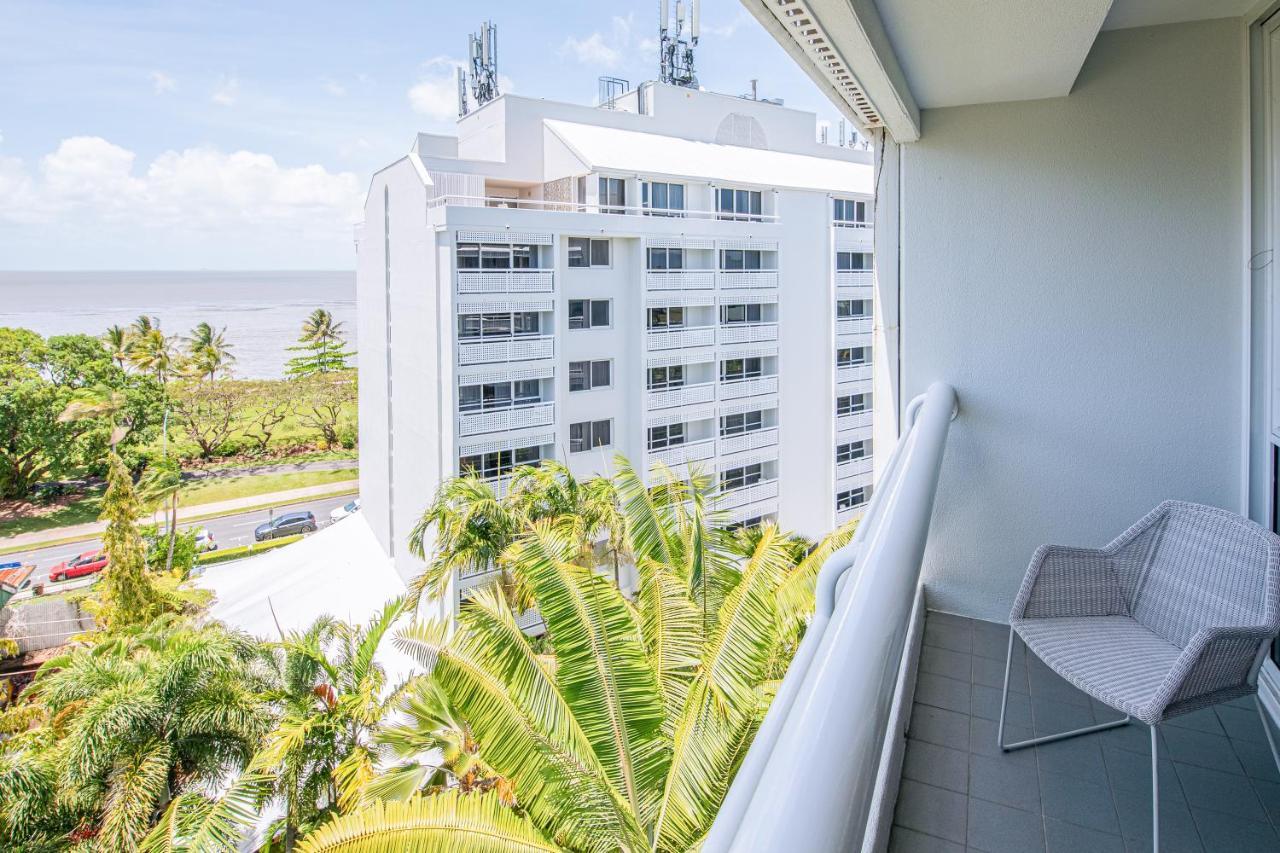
left=644, top=305, right=716, bottom=352
left=718, top=407, right=780, bottom=460
left=645, top=360, right=717, bottom=411
left=646, top=417, right=717, bottom=470
left=645, top=245, right=717, bottom=291
left=454, top=310, right=554, bottom=365
left=718, top=355, right=779, bottom=402
left=454, top=240, right=555, bottom=294
left=456, top=378, right=555, bottom=438
left=708, top=5, right=1280, bottom=852
left=718, top=247, right=780, bottom=290
left=718, top=301, right=779, bottom=347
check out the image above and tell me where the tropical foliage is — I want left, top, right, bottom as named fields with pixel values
left=286, top=310, right=352, bottom=377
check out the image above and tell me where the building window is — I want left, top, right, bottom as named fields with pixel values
left=457, top=242, right=538, bottom=270
left=837, top=486, right=872, bottom=511
left=569, top=419, right=612, bottom=452
left=717, top=188, right=763, bottom=221
left=568, top=360, right=611, bottom=391
left=599, top=176, right=626, bottom=213
left=568, top=238, right=611, bottom=268
left=646, top=247, right=685, bottom=270
left=836, top=440, right=872, bottom=463
left=647, top=307, right=684, bottom=329
left=837, top=393, right=871, bottom=415
left=458, top=312, right=541, bottom=339
left=720, top=249, right=765, bottom=271
left=459, top=380, right=541, bottom=412
left=833, top=198, right=868, bottom=224
left=721, top=357, right=763, bottom=382
left=836, top=251, right=873, bottom=271
left=647, top=365, right=684, bottom=390
left=727, top=515, right=768, bottom=531
left=568, top=299, right=611, bottom=329
left=720, top=410, right=763, bottom=436
left=643, top=181, right=685, bottom=216
left=720, top=463, right=764, bottom=491
left=837, top=347, right=870, bottom=367
left=836, top=299, right=871, bottom=318
left=720, top=303, right=763, bottom=324
left=648, top=423, right=686, bottom=450
left=459, top=445, right=542, bottom=479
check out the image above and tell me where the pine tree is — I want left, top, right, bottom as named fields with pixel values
left=97, top=453, right=161, bottom=628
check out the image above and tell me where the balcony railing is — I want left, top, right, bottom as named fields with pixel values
left=719, top=270, right=779, bottom=289
left=456, top=335, right=554, bottom=366
left=456, top=270, right=554, bottom=294
left=718, top=323, right=778, bottom=346
left=837, top=317, right=873, bottom=337
left=836, top=270, right=874, bottom=289
left=715, top=478, right=780, bottom=511
left=837, top=363, right=873, bottom=384
left=719, top=375, right=779, bottom=400
left=648, top=438, right=716, bottom=468
left=646, top=270, right=716, bottom=290
left=836, top=456, right=874, bottom=481
left=719, top=427, right=779, bottom=456
left=457, top=402, right=555, bottom=437
left=833, top=219, right=873, bottom=231
left=428, top=194, right=780, bottom=222
left=836, top=410, right=873, bottom=432
left=646, top=382, right=716, bottom=410
left=705, top=382, right=958, bottom=852
left=646, top=327, right=715, bottom=351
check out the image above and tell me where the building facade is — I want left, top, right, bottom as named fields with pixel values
left=355, top=82, right=875, bottom=590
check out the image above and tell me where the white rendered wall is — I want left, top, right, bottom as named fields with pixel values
left=900, top=20, right=1246, bottom=620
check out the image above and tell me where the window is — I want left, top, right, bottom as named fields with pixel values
left=720, top=411, right=763, bottom=436
left=647, top=423, right=686, bottom=450
left=568, top=299, right=611, bottom=329
left=569, top=419, right=612, bottom=452
left=720, top=357, right=763, bottom=382
left=458, top=312, right=540, bottom=339
left=459, top=445, right=542, bottom=479
left=837, top=347, right=870, bottom=367
left=647, top=365, right=684, bottom=390
left=646, top=247, right=684, bottom=270
left=836, top=299, right=871, bottom=318
left=720, top=463, right=763, bottom=491
left=837, top=486, right=872, bottom=511
left=599, top=176, right=626, bottom=213
left=836, top=440, right=872, bottom=463
left=837, top=393, right=871, bottom=415
left=727, top=515, right=768, bottom=531
left=720, top=249, right=764, bottom=271
left=458, top=380, right=541, bottom=412
left=643, top=181, right=686, bottom=216
left=568, top=237, right=611, bottom=268
left=647, top=307, right=684, bottom=329
left=720, top=303, right=763, bottom=324
left=836, top=251, right=873, bottom=271
left=717, top=188, right=763, bottom=221
left=833, top=198, right=868, bottom=224
left=568, top=360, right=612, bottom=391
left=456, top=242, right=538, bottom=270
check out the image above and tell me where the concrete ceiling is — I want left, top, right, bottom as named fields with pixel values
left=1102, top=0, right=1257, bottom=31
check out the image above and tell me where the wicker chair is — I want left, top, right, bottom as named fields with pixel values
left=999, top=501, right=1280, bottom=851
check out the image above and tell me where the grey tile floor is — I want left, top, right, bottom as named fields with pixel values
left=889, top=612, right=1280, bottom=853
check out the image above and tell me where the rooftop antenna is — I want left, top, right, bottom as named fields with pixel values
left=456, top=66, right=469, bottom=118
left=468, top=21, right=500, bottom=109
left=820, top=124, right=829, bottom=144
left=659, top=0, right=699, bottom=88
left=838, top=119, right=846, bottom=147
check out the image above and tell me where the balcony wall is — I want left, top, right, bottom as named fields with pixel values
left=456, top=336, right=554, bottom=365
left=456, top=270, right=554, bottom=293
left=457, top=402, right=555, bottom=437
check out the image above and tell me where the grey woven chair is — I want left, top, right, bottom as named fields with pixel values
left=998, top=501, right=1280, bottom=851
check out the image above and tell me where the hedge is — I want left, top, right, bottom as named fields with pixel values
left=196, top=534, right=304, bottom=566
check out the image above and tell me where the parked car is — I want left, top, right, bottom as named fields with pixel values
left=329, top=498, right=361, bottom=522
left=50, top=550, right=109, bottom=582
left=254, top=511, right=317, bottom=542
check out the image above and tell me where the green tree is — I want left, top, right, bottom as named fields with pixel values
left=138, top=457, right=184, bottom=574
left=182, top=322, right=236, bottom=381
left=168, top=379, right=248, bottom=459
left=98, top=453, right=163, bottom=629
left=131, top=327, right=179, bottom=384
left=286, top=310, right=352, bottom=377
left=294, top=374, right=354, bottom=447
left=104, top=324, right=132, bottom=369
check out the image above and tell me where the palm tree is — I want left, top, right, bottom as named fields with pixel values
left=301, top=309, right=345, bottom=352
left=303, top=458, right=858, bottom=851
left=182, top=321, right=236, bottom=381
left=103, top=324, right=132, bottom=369
left=58, top=382, right=131, bottom=452
left=137, top=458, right=183, bottom=574
left=130, top=328, right=179, bottom=384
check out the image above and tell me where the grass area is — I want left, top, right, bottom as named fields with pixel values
left=0, top=488, right=106, bottom=540
left=153, top=395, right=357, bottom=462
left=188, top=447, right=357, bottom=473
left=177, top=469, right=357, bottom=507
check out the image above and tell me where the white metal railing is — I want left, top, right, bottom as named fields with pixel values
left=648, top=438, right=716, bottom=468
left=646, top=327, right=715, bottom=351
left=718, top=427, right=779, bottom=456
left=428, top=194, right=780, bottom=222
left=836, top=271, right=874, bottom=290
left=833, top=220, right=873, bottom=230
left=836, top=456, right=874, bottom=481
left=647, top=382, right=716, bottom=410
left=456, top=270, right=554, bottom=293
left=719, top=375, right=779, bottom=400
left=837, top=363, right=873, bottom=384
left=646, top=270, right=716, bottom=290
left=718, top=323, right=779, bottom=346
left=715, top=478, right=780, bottom=511
left=705, top=382, right=958, bottom=853
left=837, top=317, right=874, bottom=337
left=719, top=270, right=779, bottom=289
left=457, top=402, right=555, bottom=437
left=836, top=503, right=869, bottom=524
left=456, top=335, right=554, bottom=366
left=836, top=410, right=874, bottom=432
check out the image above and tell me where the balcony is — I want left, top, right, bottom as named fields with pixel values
left=716, top=479, right=780, bottom=512
left=837, top=410, right=873, bottom=433
left=719, top=427, right=779, bottom=457
left=837, top=317, right=873, bottom=338
left=836, top=457, right=874, bottom=482
left=646, top=270, right=716, bottom=291
left=718, top=323, right=778, bottom=346
left=647, top=382, right=716, bottom=410
left=456, top=270, right=554, bottom=294
left=646, top=327, right=715, bottom=351
left=837, top=271, right=874, bottom=302
left=719, top=375, right=779, bottom=400
left=834, top=223, right=874, bottom=250
left=428, top=194, right=780, bottom=222
left=837, top=363, right=873, bottom=385
left=648, top=438, right=716, bottom=468
left=719, top=271, right=779, bottom=290
left=456, top=335, right=554, bottom=366
left=457, top=402, right=554, bottom=437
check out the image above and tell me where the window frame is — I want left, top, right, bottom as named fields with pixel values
left=646, top=247, right=685, bottom=271
left=836, top=393, right=871, bottom=415
left=647, top=422, right=687, bottom=450
left=647, top=365, right=685, bottom=390
left=837, top=347, right=870, bottom=368
left=568, top=359, right=612, bottom=392
left=836, top=440, right=871, bottom=463
left=720, top=410, right=763, bottom=437
left=720, top=463, right=764, bottom=491
left=568, top=237, right=611, bottom=268
left=837, top=486, right=872, bottom=511
left=568, top=299, right=612, bottom=330
left=569, top=419, right=614, bottom=453
left=642, top=181, right=686, bottom=217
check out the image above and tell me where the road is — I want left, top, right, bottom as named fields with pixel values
left=13, top=493, right=358, bottom=585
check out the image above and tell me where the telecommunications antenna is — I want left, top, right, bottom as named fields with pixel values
left=469, top=21, right=500, bottom=108
left=659, top=0, right=700, bottom=88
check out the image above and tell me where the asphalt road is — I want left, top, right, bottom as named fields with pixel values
left=13, top=493, right=358, bottom=585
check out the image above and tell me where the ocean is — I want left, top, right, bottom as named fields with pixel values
left=0, top=271, right=356, bottom=380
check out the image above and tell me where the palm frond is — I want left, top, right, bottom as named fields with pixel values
left=636, top=560, right=703, bottom=729
left=775, top=518, right=860, bottom=639
left=141, top=769, right=271, bottom=853
left=99, top=740, right=173, bottom=852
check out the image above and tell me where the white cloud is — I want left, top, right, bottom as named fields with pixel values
left=321, top=78, right=347, bottom=97
left=560, top=15, right=637, bottom=69
left=701, top=11, right=751, bottom=39
left=211, top=74, right=240, bottom=106
left=150, top=70, right=177, bottom=94
left=409, top=57, right=512, bottom=121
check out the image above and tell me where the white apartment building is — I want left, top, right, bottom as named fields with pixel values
left=355, top=81, right=875, bottom=589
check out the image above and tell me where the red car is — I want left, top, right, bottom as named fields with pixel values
left=50, top=550, right=109, bottom=582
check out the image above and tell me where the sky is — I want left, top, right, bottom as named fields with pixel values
left=0, top=0, right=847, bottom=270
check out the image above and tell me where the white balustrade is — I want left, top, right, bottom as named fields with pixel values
left=646, top=382, right=716, bottom=410
left=457, top=402, right=555, bottom=437
left=719, top=427, right=779, bottom=456
left=719, top=270, right=779, bottom=289
left=646, top=327, right=716, bottom=351
left=837, top=317, right=873, bottom=337
left=456, top=270, right=554, bottom=293
left=837, top=364, right=873, bottom=384
left=719, top=375, right=779, bottom=400
left=648, top=439, right=716, bottom=468
left=836, top=411, right=874, bottom=433
left=456, top=335, right=554, bottom=365
left=645, top=270, right=717, bottom=290
left=715, top=479, right=780, bottom=511
left=718, top=323, right=779, bottom=345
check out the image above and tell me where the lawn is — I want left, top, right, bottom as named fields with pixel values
left=0, top=489, right=106, bottom=539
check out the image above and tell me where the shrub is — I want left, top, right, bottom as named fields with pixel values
left=195, top=534, right=303, bottom=567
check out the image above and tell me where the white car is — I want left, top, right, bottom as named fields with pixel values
left=329, top=499, right=361, bottom=523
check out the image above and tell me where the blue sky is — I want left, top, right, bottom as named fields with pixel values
left=0, top=0, right=843, bottom=269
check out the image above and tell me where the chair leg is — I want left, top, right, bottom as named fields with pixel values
left=998, top=626, right=1132, bottom=752
left=1151, top=724, right=1160, bottom=853
left=1256, top=694, right=1280, bottom=777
